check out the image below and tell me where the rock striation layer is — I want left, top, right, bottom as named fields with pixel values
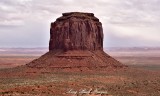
left=49, top=12, right=103, bottom=51
left=27, top=12, right=126, bottom=70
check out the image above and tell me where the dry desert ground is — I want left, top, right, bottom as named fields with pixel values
left=0, top=48, right=160, bottom=96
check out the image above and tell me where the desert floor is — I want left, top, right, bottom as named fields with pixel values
left=0, top=48, right=160, bottom=96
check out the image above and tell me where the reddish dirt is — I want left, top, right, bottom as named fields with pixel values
left=26, top=50, right=125, bottom=69
left=0, top=66, right=160, bottom=96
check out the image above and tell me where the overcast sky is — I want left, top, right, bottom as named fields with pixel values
left=0, top=0, right=160, bottom=48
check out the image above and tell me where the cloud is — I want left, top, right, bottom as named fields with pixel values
left=0, top=0, right=160, bottom=47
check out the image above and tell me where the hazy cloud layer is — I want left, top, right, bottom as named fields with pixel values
left=0, top=0, right=160, bottom=47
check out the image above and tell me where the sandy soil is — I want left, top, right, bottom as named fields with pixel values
left=0, top=66, right=159, bottom=96
left=0, top=48, right=160, bottom=96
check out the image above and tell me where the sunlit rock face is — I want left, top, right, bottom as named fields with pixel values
left=49, top=12, right=103, bottom=51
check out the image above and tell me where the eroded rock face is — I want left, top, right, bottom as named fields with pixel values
left=49, top=12, right=103, bottom=51
left=26, top=12, right=126, bottom=69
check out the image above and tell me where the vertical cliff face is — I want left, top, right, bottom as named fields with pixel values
left=49, top=12, right=103, bottom=51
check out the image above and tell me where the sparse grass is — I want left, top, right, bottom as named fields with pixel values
left=0, top=49, right=160, bottom=96
left=0, top=68, right=160, bottom=96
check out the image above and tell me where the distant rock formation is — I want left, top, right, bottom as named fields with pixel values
left=27, top=12, right=126, bottom=70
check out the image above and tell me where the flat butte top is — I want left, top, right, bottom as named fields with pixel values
left=56, top=12, right=100, bottom=22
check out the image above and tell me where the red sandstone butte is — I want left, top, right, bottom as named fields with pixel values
left=27, top=12, right=125, bottom=69
left=49, top=12, right=103, bottom=51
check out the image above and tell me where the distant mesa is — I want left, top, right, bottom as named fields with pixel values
left=27, top=12, right=126, bottom=70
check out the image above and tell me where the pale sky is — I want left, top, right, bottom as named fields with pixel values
left=0, top=0, right=160, bottom=48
